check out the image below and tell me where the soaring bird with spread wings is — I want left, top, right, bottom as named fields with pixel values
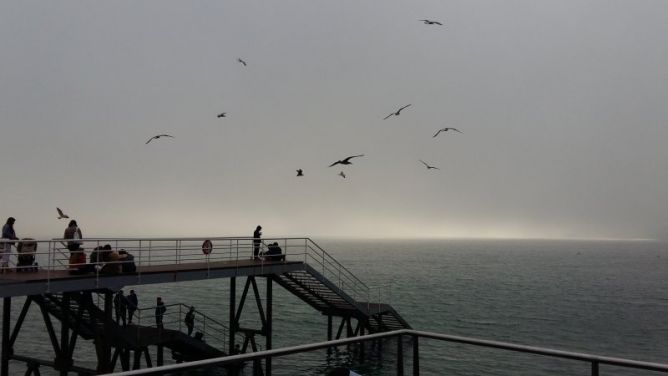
left=383, top=104, right=412, bottom=120
left=433, top=127, right=462, bottom=137
left=145, top=134, right=174, bottom=144
left=237, top=58, right=247, bottom=66
left=420, top=19, right=443, bottom=25
left=419, top=160, right=440, bottom=170
left=328, top=155, right=365, bottom=167
left=57, top=208, right=69, bottom=219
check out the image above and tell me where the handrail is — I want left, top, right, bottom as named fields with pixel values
left=105, top=329, right=668, bottom=375
left=0, top=236, right=389, bottom=317
left=4, top=235, right=395, bottom=329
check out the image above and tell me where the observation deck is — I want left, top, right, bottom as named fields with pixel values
left=0, top=237, right=408, bottom=375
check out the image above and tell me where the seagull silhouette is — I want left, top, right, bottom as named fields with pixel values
left=433, top=127, right=462, bottom=137
left=56, top=207, right=69, bottom=219
left=419, top=160, right=440, bottom=170
left=145, top=134, right=174, bottom=144
left=338, top=171, right=346, bottom=178
left=237, top=58, right=247, bottom=66
left=296, top=169, right=304, bottom=177
left=328, top=154, right=365, bottom=167
left=420, top=19, right=443, bottom=25
left=383, top=104, right=412, bottom=120
left=217, top=112, right=226, bottom=118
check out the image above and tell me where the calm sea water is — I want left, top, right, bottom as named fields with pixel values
left=5, top=239, right=668, bottom=375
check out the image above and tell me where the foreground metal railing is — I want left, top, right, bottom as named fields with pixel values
left=0, top=237, right=382, bottom=308
left=106, top=329, right=668, bottom=376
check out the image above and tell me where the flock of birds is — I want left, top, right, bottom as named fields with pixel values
left=143, top=19, right=460, bottom=179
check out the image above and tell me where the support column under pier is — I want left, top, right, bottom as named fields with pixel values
left=2, top=297, right=10, bottom=376
left=229, top=277, right=236, bottom=354
left=265, top=277, right=272, bottom=376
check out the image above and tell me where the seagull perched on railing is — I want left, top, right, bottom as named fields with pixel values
left=420, top=19, right=443, bottom=25
left=328, top=154, right=364, bottom=167
left=383, top=104, right=412, bottom=120
left=433, top=127, right=462, bottom=137
left=145, top=134, right=174, bottom=144
left=56, top=207, right=69, bottom=219
left=419, top=160, right=440, bottom=170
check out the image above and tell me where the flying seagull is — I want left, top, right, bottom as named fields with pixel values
left=145, top=134, right=174, bottom=144
left=338, top=171, right=346, bottom=178
left=328, top=154, right=365, bottom=167
left=419, top=160, right=440, bottom=170
left=383, top=104, right=412, bottom=120
left=296, top=169, right=304, bottom=177
left=56, top=207, right=69, bottom=219
left=420, top=19, right=443, bottom=25
left=433, top=127, right=462, bottom=137
left=217, top=112, right=226, bottom=118
left=237, top=58, right=247, bottom=66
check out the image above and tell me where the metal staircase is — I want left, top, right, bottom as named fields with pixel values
left=31, top=292, right=225, bottom=362
left=272, top=263, right=410, bottom=334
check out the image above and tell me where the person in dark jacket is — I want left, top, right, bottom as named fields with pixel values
left=184, top=306, right=195, bottom=336
left=155, top=297, right=166, bottom=329
left=114, top=290, right=127, bottom=326
left=127, top=290, right=138, bottom=324
left=118, top=249, right=136, bottom=273
left=253, top=225, right=262, bottom=260
left=1, top=217, right=18, bottom=272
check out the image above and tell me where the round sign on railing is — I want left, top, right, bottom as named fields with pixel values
left=202, top=239, right=213, bottom=255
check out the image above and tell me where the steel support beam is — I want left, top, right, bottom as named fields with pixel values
left=229, top=277, right=236, bottom=354
left=412, top=335, right=419, bottom=376
left=2, top=297, right=11, bottom=376
left=397, top=335, right=404, bottom=376
left=58, top=293, right=70, bottom=376
left=265, top=277, right=272, bottom=376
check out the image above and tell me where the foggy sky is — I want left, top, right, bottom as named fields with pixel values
left=1, top=1, right=667, bottom=240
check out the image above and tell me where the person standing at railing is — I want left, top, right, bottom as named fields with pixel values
left=1, top=217, right=18, bottom=273
left=127, top=290, right=138, bottom=324
left=114, top=290, right=128, bottom=326
left=184, top=306, right=195, bottom=336
left=253, top=225, right=262, bottom=260
left=63, top=220, right=85, bottom=268
left=155, top=297, right=166, bottom=329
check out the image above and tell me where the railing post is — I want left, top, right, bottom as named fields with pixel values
left=397, top=334, right=404, bottom=376
left=591, top=361, right=599, bottom=376
left=178, top=304, right=182, bottom=332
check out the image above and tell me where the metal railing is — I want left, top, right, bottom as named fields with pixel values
left=106, top=329, right=668, bottom=376
left=132, top=303, right=234, bottom=352
left=0, top=237, right=384, bottom=310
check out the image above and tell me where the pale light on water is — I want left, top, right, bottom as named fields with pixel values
left=4, top=239, right=668, bottom=375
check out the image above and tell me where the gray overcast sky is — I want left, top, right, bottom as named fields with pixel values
left=1, top=1, right=667, bottom=240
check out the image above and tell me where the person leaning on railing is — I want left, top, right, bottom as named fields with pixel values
left=63, top=220, right=85, bottom=269
left=1, top=217, right=18, bottom=272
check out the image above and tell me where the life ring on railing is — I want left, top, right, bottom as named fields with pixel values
left=202, top=240, right=213, bottom=255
